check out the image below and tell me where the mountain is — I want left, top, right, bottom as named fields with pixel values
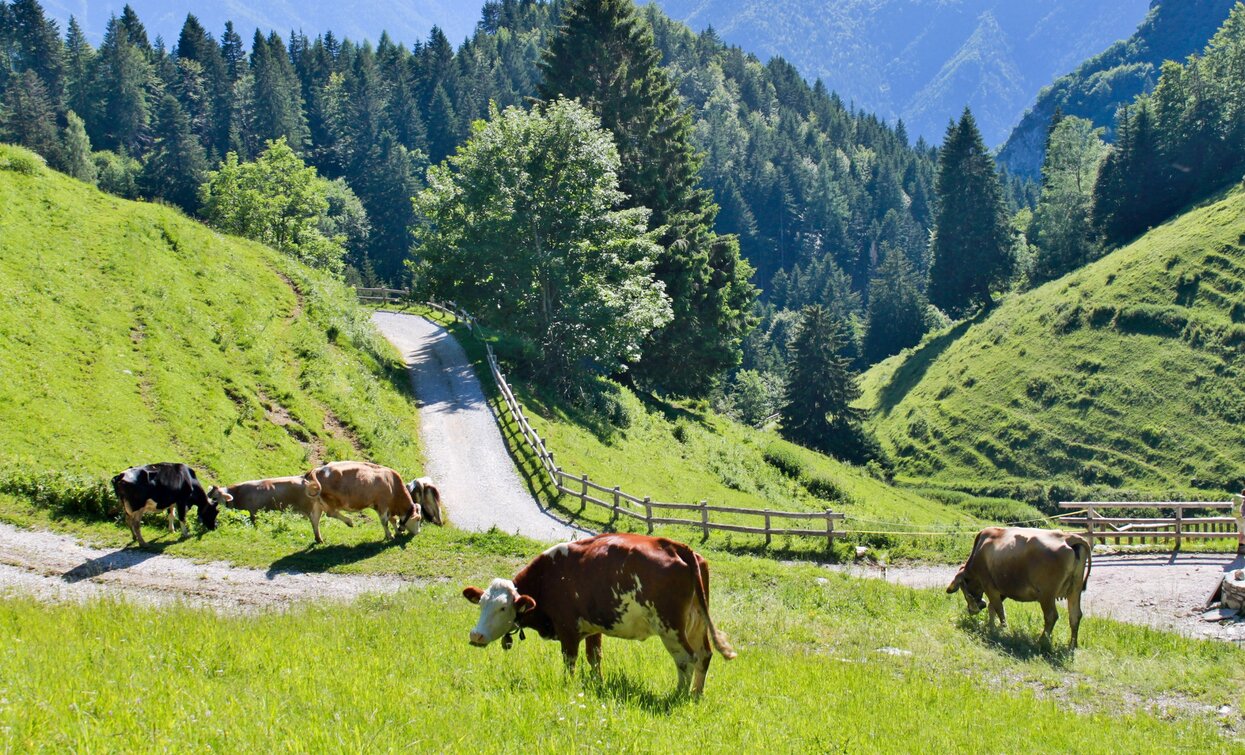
left=860, top=183, right=1245, bottom=502
left=40, top=0, right=484, bottom=46
left=998, top=0, right=1239, bottom=176
left=652, top=0, right=1150, bottom=145
left=0, top=143, right=422, bottom=483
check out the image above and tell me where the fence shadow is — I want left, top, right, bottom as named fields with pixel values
left=265, top=534, right=409, bottom=577
left=956, top=616, right=1074, bottom=668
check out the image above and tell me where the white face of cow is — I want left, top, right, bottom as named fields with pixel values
left=464, top=579, right=533, bottom=647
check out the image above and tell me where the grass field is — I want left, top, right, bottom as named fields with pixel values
left=861, top=185, right=1245, bottom=504
left=2, top=547, right=1242, bottom=751
left=0, top=144, right=424, bottom=550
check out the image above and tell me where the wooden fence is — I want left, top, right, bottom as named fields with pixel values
left=355, top=287, right=410, bottom=305
left=1058, top=497, right=1245, bottom=551
left=482, top=342, right=844, bottom=545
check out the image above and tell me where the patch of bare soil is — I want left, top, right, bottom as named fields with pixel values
left=0, top=522, right=414, bottom=613
left=829, top=550, right=1245, bottom=643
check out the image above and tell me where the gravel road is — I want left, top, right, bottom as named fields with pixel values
left=831, top=550, right=1245, bottom=642
left=371, top=310, right=590, bottom=542
left=0, top=521, right=411, bottom=612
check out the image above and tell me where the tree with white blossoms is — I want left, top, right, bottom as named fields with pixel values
left=413, top=98, right=672, bottom=395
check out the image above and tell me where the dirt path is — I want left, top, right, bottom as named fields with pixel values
left=372, top=311, right=590, bottom=542
left=0, top=522, right=413, bottom=612
left=830, top=550, right=1245, bottom=642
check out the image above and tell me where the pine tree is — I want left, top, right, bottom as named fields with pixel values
left=63, top=16, right=94, bottom=120
left=89, top=16, right=153, bottom=153
left=3, top=69, right=63, bottom=165
left=863, top=246, right=928, bottom=363
left=9, top=0, right=65, bottom=107
left=540, top=0, right=755, bottom=396
left=175, top=14, right=229, bottom=157
left=927, top=109, right=1013, bottom=317
left=424, top=83, right=459, bottom=164
left=780, top=304, right=870, bottom=461
left=140, top=94, right=208, bottom=213
left=61, top=109, right=96, bottom=182
left=247, top=31, right=308, bottom=152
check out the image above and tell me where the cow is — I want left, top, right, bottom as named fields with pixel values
left=302, top=461, right=421, bottom=543
left=207, top=476, right=312, bottom=526
left=947, top=527, right=1092, bottom=648
left=111, top=463, right=219, bottom=548
left=462, top=533, right=736, bottom=697
left=406, top=477, right=445, bottom=526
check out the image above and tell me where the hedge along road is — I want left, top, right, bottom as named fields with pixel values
left=371, top=311, right=589, bottom=543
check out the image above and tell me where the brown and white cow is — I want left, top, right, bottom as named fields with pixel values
left=406, top=476, right=445, bottom=526
left=462, top=533, right=736, bottom=696
left=947, top=527, right=1092, bottom=648
left=302, top=461, right=421, bottom=543
left=207, top=476, right=315, bottom=526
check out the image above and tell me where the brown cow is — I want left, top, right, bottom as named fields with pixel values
left=462, top=533, right=736, bottom=697
left=207, top=476, right=330, bottom=526
left=947, top=527, right=1092, bottom=648
left=406, top=477, right=445, bottom=525
left=302, top=461, right=421, bottom=543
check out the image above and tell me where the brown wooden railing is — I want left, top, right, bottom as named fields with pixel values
left=1058, top=497, right=1245, bottom=551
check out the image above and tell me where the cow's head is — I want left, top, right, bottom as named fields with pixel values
left=206, top=486, right=233, bottom=507
left=397, top=501, right=422, bottom=536
left=946, top=566, right=986, bottom=614
left=463, top=579, right=535, bottom=647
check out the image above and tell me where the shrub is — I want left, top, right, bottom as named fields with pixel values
left=762, top=444, right=805, bottom=478
left=0, top=145, right=45, bottom=175
left=1112, top=306, right=1189, bottom=338
left=0, top=467, right=113, bottom=520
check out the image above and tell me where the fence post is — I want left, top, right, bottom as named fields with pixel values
left=581, top=474, right=588, bottom=502
left=611, top=486, right=620, bottom=522
left=825, top=509, right=835, bottom=548
left=1086, top=507, right=1096, bottom=547
left=1234, top=493, right=1245, bottom=556
left=1174, top=506, right=1183, bottom=551
left=644, top=497, right=653, bottom=534
left=764, top=509, right=772, bottom=546
left=700, top=500, right=709, bottom=541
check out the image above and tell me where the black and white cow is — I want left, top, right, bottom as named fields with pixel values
left=111, top=463, right=218, bottom=547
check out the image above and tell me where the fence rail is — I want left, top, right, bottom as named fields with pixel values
left=1058, top=498, right=1245, bottom=551
left=355, top=287, right=410, bottom=305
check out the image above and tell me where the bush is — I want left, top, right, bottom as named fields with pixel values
left=1112, top=306, right=1189, bottom=338
left=763, top=444, right=805, bottom=478
left=0, top=145, right=45, bottom=175
left=0, top=467, right=113, bottom=520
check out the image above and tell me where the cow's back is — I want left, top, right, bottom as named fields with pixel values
left=231, top=476, right=310, bottom=514
left=979, top=529, right=1081, bottom=602
left=311, top=461, right=411, bottom=515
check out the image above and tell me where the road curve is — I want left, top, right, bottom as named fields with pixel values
left=372, top=311, right=589, bottom=543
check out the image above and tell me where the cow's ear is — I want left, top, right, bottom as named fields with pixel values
left=515, top=595, right=536, bottom=614
left=463, top=586, right=484, bottom=604
left=946, top=569, right=965, bottom=594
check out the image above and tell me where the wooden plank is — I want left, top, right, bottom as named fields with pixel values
left=1059, top=501, right=1233, bottom=509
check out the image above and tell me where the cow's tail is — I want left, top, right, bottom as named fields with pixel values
left=683, top=546, right=736, bottom=660
left=1069, top=534, right=1091, bottom=593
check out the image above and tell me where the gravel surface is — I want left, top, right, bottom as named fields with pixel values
left=830, top=550, right=1245, bottom=642
left=372, top=310, right=590, bottom=543
left=0, top=522, right=411, bottom=612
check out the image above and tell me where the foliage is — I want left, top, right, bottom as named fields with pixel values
left=541, top=0, right=757, bottom=397
left=201, top=138, right=345, bottom=273
left=1092, top=5, right=1245, bottom=247
left=861, top=183, right=1245, bottom=499
left=1027, top=115, right=1107, bottom=284
left=59, top=109, right=95, bottom=183
left=864, top=246, right=929, bottom=362
left=414, top=100, right=672, bottom=392
left=999, top=0, right=1239, bottom=175
left=780, top=305, right=872, bottom=463
left=139, top=94, right=208, bottom=213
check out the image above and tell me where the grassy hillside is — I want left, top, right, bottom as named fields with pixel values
left=2, top=552, right=1242, bottom=750
left=0, top=144, right=423, bottom=541
left=862, top=185, right=1245, bottom=501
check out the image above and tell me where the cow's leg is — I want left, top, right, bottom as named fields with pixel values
left=167, top=507, right=176, bottom=533
left=249, top=511, right=258, bottom=527
left=1068, top=589, right=1084, bottom=649
left=585, top=634, right=603, bottom=677
left=177, top=504, right=189, bottom=538
left=377, top=510, right=393, bottom=540
left=559, top=635, right=580, bottom=673
left=309, top=509, right=324, bottom=544
left=1040, top=599, right=1059, bottom=648
left=661, top=633, right=696, bottom=697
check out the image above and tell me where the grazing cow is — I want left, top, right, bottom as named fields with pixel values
left=207, top=476, right=311, bottom=526
left=302, top=461, right=420, bottom=543
left=947, top=527, right=1092, bottom=648
left=462, top=533, right=736, bottom=697
left=111, top=463, right=219, bottom=548
left=406, top=477, right=445, bottom=526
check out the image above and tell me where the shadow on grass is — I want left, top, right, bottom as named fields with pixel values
left=587, top=671, right=692, bottom=715
left=956, top=615, right=1074, bottom=668
left=874, top=314, right=981, bottom=416
left=265, top=534, right=410, bottom=577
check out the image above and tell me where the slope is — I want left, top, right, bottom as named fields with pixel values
left=998, top=0, right=1238, bottom=176
left=861, top=184, right=1245, bottom=501
left=0, top=143, right=422, bottom=494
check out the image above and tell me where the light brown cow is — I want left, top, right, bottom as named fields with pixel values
left=302, top=461, right=421, bottom=543
left=947, top=527, right=1092, bottom=648
left=406, top=476, right=445, bottom=525
left=207, top=476, right=335, bottom=527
